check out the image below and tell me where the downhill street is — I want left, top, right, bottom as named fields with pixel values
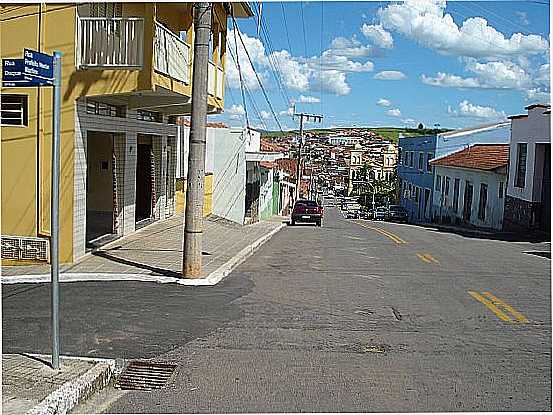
left=3, top=207, right=551, bottom=412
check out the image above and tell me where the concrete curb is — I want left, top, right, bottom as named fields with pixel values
left=1, top=224, right=286, bottom=287
left=24, top=358, right=116, bottom=415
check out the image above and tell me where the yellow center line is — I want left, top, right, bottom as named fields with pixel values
left=352, top=221, right=407, bottom=245
left=423, top=253, right=440, bottom=264
left=416, top=253, right=432, bottom=263
left=482, top=291, right=529, bottom=323
left=468, top=291, right=513, bottom=322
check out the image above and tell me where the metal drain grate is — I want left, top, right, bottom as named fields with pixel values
left=115, top=361, right=177, bottom=391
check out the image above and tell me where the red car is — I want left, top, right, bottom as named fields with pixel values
left=291, top=200, right=323, bottom=226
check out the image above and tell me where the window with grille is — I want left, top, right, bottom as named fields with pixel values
left=137, top=110, right=163, bottom=123
left=435, top=175, right=441, bottom=191
left=86, top=100, right=125, bottom=118
left=478, top=183, right=488, bottom=221
left=426, top=152, right=433, bottom=172
left=1, top=95, right=28, bottom=126
left=418, top=152, right=424, bottom=170
left=90, top=2, right=122, bottom=18
left=498, top=181, right=504, bottom=199
left=515, top=143, right=527, bottom=188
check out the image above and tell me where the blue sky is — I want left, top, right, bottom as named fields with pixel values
left=211, top=1, right=550, bottom=130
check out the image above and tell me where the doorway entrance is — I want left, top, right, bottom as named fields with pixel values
left=463, top=182, right=473, bottom=222
left=539, top=144, right=550, bottom=231
left=136, top=138, right=154, bottom=225
left=86, top=131, right=116, bottom=247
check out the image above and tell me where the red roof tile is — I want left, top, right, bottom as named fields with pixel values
left=430, top=144, right=509, bottom=171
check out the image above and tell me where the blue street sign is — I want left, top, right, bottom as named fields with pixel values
left=23, top=49, right=54, bottom=85
left=2, top=59, right=26, bottom=86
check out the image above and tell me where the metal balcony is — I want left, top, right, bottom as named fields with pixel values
left=76, top=17, right=144, bottom=69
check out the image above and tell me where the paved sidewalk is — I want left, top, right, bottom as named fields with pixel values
left=2, top=354, right=114, bottom=415
left=2, top=215, right=284, bottom=281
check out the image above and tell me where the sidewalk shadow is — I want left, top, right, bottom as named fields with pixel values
left=426, top=226, right=551, bottom=243
left=91, top=250, right=181, bottom=278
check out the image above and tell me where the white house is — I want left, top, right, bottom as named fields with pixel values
left=504, top=104, right=551, bottom=232
left=430, top=144, right=510, bottom=230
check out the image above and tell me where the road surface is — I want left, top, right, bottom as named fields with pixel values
left=3, top=207, right=551, bottom=412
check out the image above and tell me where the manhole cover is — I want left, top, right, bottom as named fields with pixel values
left=115, top=361, right=177, bottom=391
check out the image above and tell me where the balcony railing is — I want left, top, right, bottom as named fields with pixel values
left=76, top=17, right=144, bottom=68
left=154, top=22, right=191, bottom=84
left=208, top=61, right=224, bottom=99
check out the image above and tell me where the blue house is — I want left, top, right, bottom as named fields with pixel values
left=398, top=122, right=511, bottom=223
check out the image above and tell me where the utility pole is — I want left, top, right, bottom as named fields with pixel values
left=294, top=112, right=322, bottom=200
left=182, top=2, right=211, bottom=278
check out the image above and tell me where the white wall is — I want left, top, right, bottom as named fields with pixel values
left=244, top=128, right=261, bottom=153
left=176, top=125, right=215, bottom=178
left=507, top=107, right=551, bottom=202
left=212, top=128, right=247, bottom=224
left=433, top=166, right=506, bottom=230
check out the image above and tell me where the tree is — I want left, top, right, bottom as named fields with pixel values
left=417, top=122, right=424, bottom=129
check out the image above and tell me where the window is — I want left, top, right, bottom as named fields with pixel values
left=478, top=183, right=488, bottom=221
left=90, top=2, right=122, bottom=18
left=86, top=100, right=125, bottom=118
left=453, top=178, right=460, bottom=213
left=498, top=181, right=504, bottom=199
left=515, top=143, right=527, bottom=188
left=435, top=175, right=441, bottom=191
left=409, top=183, right=412, bottom=198
left=137, top=110, right=163, bottom=123
left=398, top=148, right=402, bottom=165
left=1, top=95, right=28, bottom=126
left=418, top=152, right=424, bottom=170
left=444, top=177, right=450, bottom=206
left=410, top=151, right=415, bottom=167
left=426, top=153, right=434, bottom=172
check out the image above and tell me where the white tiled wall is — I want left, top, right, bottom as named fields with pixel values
left=73, top=99, right=179, bottom=261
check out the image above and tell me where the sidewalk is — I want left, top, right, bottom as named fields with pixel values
left=2, top=214, right=286, bottom=285
left=2, top=354, right=115, bottom=415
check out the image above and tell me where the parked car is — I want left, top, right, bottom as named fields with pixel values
left=387, top=205, right=409, bottom=223
left=291, top=200, right=323, bottom=226
left=345, top=209, right=359, bottom=219
left=374, top=206, right=389, bottom=221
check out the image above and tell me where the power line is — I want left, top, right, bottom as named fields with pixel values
left=281, top=2, right=294, bottom=55
left=300, top=1, right=308, bottom=56
left=231, top=14, right=284, bottom=132
left=230, top=14, right=251, bottom=132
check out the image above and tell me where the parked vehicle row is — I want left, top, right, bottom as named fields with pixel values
left=339, top=203, right=409, bottom=223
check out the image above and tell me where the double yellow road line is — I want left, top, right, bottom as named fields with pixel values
left=416, top=253, right=440, bottom=264
left=468, top=290, right=529, bottom=323
left=353, top=222, right=407, bottom=245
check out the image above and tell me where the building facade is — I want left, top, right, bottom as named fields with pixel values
left=430, top=144, right=509, bottom=230
left=504, top=104, right=551, bottom=233
left=1, top=3, right=252, bottom=264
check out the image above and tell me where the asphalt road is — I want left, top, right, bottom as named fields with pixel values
left=3, top=207, right=551, bottom=412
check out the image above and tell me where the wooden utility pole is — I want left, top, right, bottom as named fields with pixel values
left=294, top=112, right=323, bottom=200
left=183, top=2, right=212, bottom=278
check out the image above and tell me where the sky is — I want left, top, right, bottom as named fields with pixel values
left=209, top=0, right=550, bottom=131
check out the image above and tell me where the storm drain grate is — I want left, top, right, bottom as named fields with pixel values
left=114, top=361, right=177, bottom=391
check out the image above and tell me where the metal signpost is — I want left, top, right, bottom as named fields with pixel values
left=2, top=49, right=61, bottom=370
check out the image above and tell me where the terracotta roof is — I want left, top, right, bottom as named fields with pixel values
left=260, top=161, right=275, bottom=168
left=430, top=144, right=509, bottom=171
left=176, top=118, right=228, bottom=128
left=260, top=138, right=286, bottom=152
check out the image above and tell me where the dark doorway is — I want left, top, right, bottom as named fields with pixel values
left=463, top=182, right=473, bottom=222
left=86, top=132, right=115, bottom=246
left=540, top=144, right=550, bottom=231
left=136, top=143, right=153, bottom=223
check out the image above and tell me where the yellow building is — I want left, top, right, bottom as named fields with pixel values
left=1, top=3, right=252, bottom=264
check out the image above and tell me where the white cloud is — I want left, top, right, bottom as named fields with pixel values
left=448, top=100, right=506, bottom=119
left=227, top=104, right=246, bottom=120
left=225, top=30, right=268, bottom=91
left=279, top=107, right=295, bottom=117
left=329, top=36, right=376, bottom=58
left=361, top=24, right=394, bottom=49
left=378, top=0, right=548, bottom=58
left=271, top=50, right=311, bottom=92
left=377, top=98, right=392, bottom=107
left=311, top=70, right=351, bottom=96
left=387, top=108, right=402, bottom=117
left=421, top=72, right=480, bottom=88
left=402, top=118, right=417, bottom=126
left=464, top=59, right=532, bottom=89
left=374, top=70, right=407, bottom=80
left=515, top=11, right=529, bottom=26
left=259, top=110, right=271, bottom=120
left=526, top=88, right=551, bottom=103
left=296, top=95, right=320, bottom=104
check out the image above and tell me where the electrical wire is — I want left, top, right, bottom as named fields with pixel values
left=280, top=2, right=294, bottom=56
left=300, top=1, right=308, bottom=57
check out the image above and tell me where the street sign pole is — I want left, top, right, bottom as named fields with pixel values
left=51, top=51, right=62, bottom=370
